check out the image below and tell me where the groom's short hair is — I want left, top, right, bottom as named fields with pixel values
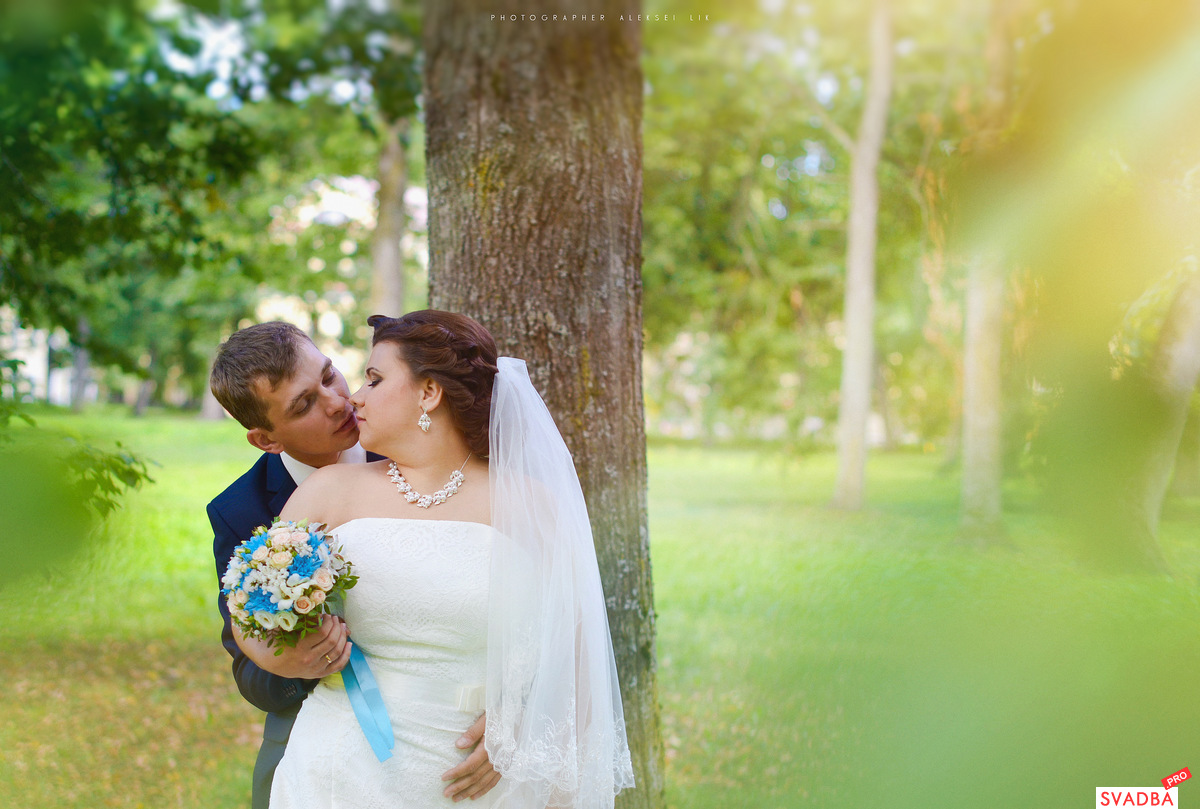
left=210, top=322, right=310, bottom=430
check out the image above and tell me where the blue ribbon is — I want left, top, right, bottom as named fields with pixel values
left=341, top=644, right=395, bottom=762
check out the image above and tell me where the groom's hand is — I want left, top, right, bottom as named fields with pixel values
left=441, top=713, right=500, bottom=802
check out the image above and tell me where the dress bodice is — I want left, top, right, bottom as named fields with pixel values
left=330, top=517, right=493, bottom=686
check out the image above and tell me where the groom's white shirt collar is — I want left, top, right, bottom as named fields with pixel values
left=280, top=442, right=367, bottom=486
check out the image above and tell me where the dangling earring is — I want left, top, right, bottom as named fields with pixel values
left=418, top=407, right=431, bottom=433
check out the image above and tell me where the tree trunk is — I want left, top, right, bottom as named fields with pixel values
left=371, top=118, right=410, bottom=320
left=199, top=384, right=227, bottom=420
left=1120, top=271, right=1200, bottom=569
left=961, top=251, right=1006, bottom=541
left=1061, top=270, right=1200, bottom=573
left=960, top=0, right=1017, bottom=543
left=833, top=0, right=893, bottom=510
left=70, top=317, right=90, bottom=413
left=44, top=337, right=54, bottom=404
left=133, top=378, right=154, bottom=417
left=1169, top=395, right=1200, bottom=496
left=423, top=3, right=663, bottom=808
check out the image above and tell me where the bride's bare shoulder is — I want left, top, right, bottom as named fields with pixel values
left=279, top=461, right=386, bottom=524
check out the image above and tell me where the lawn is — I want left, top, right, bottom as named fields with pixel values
left=3, top=409, right=1199, bottom=808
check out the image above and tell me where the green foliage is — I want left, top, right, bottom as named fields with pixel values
left=2, top=0, right=415, bottom=402
left=642, top=0, right=991, bottom=444
left=0, top=0, right=269, bottom=372
left=1, top=354, right=152, bottom=527
left=207, top=0, right=422, bottom=124
left=0, top=426, right=151, bottom=584
left=0, top=358, right=37, bottom=433
left=1110, top=256, right=1200, bottom=377
left=64, top=435, right=153, bottom=519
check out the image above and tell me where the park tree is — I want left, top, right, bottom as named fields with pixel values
left=956, top=0, right=1024, bottom=542
left=832, top=0, right=894, bottom=510
left=196, top=0, right=423, bottom=320
left=0, top=1, right=268, bottom=370
left=640, top=0, right=1003, bottom=460
left=0, top=0, right=250, bottom=499
left=422, top=2, right=664, bottom=806
left=0, top=1, right=376, bottom=406
left=1, top=0, right=425, bottom=405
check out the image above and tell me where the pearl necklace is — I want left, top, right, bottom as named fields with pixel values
left=387, top=454, right=471, bottom=509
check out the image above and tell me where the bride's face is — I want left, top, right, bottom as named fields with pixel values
left=349, top=343, right=427, bottom=451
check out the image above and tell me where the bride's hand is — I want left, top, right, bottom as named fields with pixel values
left=233, top=615, right=353, bottom=680
left=441, top=713, right=501, bottom=802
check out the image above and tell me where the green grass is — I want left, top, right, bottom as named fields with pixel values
left=3, top=410, right=1200, bottom=808
left=649, top=445, right=1200, bottom=808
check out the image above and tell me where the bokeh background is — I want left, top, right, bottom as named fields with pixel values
left=3, top=1, right=1199, bottom=807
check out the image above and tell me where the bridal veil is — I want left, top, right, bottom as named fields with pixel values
left=485, top=357, right=636, bottom=808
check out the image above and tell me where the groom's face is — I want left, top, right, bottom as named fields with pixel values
left=246, top=340, right=359, bottom=467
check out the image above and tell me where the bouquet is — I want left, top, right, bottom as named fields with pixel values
left=221, top=518, right=357, bottom=654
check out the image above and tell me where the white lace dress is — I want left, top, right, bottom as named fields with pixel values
left=270, top=517, right=497, bottom=809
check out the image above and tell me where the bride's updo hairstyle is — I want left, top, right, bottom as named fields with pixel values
left=367, top=310, right=499, bottom=458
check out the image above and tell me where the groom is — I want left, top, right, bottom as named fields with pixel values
left=207, top=322, right=497, bottom=808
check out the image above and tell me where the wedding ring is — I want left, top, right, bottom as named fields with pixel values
left=323, top=653, right=333, bottom=664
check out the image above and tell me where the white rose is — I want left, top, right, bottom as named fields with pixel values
left=312, top=569, right=335, bottom=591
left=269, top=551, right=292, bottom=569
left=254, top=611, right=278, bottom=630
left=252, top=546, right=270, bottom=563
left=293, top=596, right=315, bottom=614
left=310, top=589, right=327, bottom=606
left=275, top=610, right=298, bottom=632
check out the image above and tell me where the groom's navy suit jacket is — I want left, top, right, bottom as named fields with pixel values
left=208, top=451, right=315, bottom=715
left=208, top=449, right=386, bottom=713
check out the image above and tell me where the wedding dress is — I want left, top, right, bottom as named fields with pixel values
left=270, top=516, right=498, bottom=809
left=272, top=357, right=633, bottom=809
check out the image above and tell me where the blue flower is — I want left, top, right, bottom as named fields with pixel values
left=243, top=535, right=268, bottom=555
left=245, top=589, right=277, bottom=614
left=290, top=553, right=322, bottom=579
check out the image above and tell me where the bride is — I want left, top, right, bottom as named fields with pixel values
left=234, top=310, right=634, bottom=808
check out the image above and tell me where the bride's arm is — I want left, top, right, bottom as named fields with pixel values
left=232, top=465, right=353, bottom=678
left=232, top=615, right=351, bottom=679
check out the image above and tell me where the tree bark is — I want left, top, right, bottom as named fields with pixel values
left=371, top=118, right=410, bottom=320
left=961, top=251, right=1006, bottom=540
left=960, top=0, right=1018, bottom=543
left=133, top=378, right=155, bottom=417
left=423, top=3, right=663, bottom=807
left=1169, top=396, right=1200, bottom=496
left=199, top=384, right=227, bottom=420
left=70, top=317, right=90, bottom=413
left=833, top=0, right=893, bottom=510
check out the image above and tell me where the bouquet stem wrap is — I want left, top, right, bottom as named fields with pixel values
left=342, top=645, right=395, bottom=762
